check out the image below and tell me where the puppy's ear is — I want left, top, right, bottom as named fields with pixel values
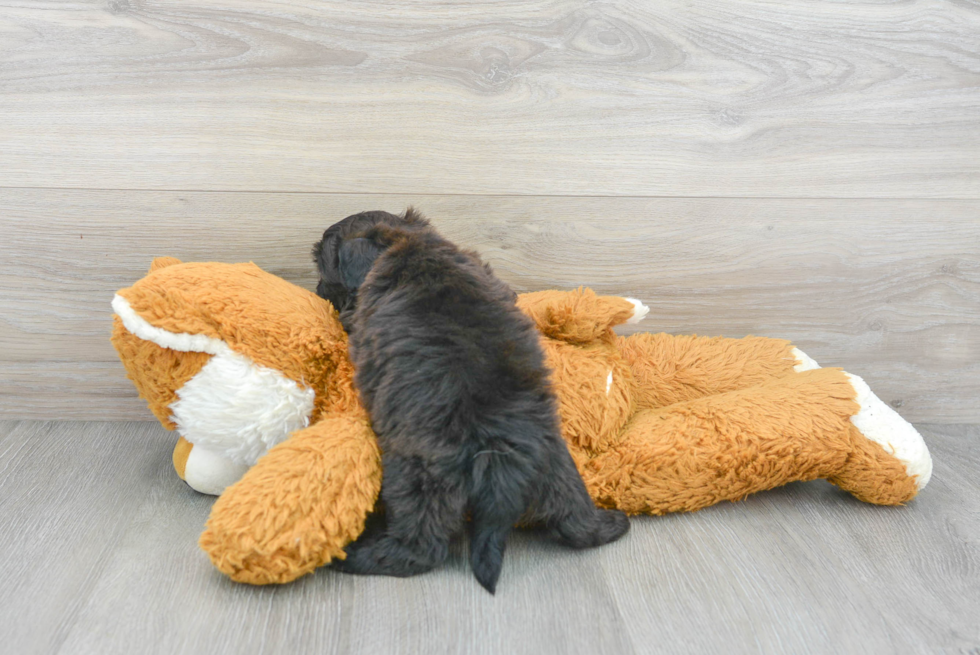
left=312, top=229, right=340, bottom=283
left=316, top=280, right=351, bottom=313
left=337, top=237, right=385, bottom=289
left=402, top=206, right=430, bottom=228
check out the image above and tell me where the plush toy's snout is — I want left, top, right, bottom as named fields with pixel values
left=172, top=437, right=250, bottom=495
left=173, top=436, right=192, bottom=478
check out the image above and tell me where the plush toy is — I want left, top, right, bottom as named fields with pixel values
left=111, top=258, right=932, bottom=585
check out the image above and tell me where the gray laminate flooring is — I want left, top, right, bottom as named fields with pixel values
left=0, top=421, right=976, bottom=655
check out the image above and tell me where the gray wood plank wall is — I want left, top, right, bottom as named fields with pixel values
left=2, top=0, right=978, bottom=197
left=0, top=1, right=978, bottom=422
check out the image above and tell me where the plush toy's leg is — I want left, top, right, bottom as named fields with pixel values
left=582, top=367, right=929, bottom=514
left=199, top=415, right=381, bottom=585
left=617, top=332, right=813, bottom=410
left=767, top=352, right=932, bottom=498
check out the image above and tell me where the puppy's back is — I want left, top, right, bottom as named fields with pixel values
left=351, top=228, right=546, bottom=417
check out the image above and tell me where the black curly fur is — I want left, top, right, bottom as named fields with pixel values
left=313, top=209, right=629, bottom=594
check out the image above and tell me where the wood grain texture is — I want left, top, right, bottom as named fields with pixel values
left=606, top=423, right=980, bottom=654
left=0, top=421, right=166, bottom=654
left=1, top=189, right=977, bottom=422
left=0, top=421, right=976, bottom=655
left=1, top=0, right=979, bottom=197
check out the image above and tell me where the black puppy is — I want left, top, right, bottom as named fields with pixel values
left=313, top=209, right=629, bottom=593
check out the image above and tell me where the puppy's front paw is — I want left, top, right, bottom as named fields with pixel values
left=329, top=539, right=377, bottom=574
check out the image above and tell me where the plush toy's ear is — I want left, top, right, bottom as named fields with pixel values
left=149, top=256, right=183, bottom=273
left=337, top=237, right=385, bottom=290
left=517, top=289, right=646, bottom=344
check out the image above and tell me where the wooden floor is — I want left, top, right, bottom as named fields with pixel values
left=1, top=420, right=977, bottom=655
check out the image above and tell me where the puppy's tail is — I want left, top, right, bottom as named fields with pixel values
left=470, top=520, right=508, bottom=594
left=468, top=449, right=538, bottom=594
left=469, top=489, right=522, bottom=593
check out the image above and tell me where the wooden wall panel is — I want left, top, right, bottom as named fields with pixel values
left=1, top=190, right=976, bottom=421
left=0, top=0, right=978, bottom=196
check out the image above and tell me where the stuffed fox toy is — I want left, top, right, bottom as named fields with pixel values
left=111, top=258, right=932, bottom=585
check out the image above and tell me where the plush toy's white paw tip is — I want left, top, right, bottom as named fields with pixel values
left=792, top=347, right=821, bottom=372
left=623, top=298, right=649, bottom=324
left=183, top=445, right=250, bottom=496
left=845, top=373, right=933, bottom=490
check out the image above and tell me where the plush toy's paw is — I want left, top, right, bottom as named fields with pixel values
left=790, top=350, right=931, bottom=501
left=516, top=289, right=639, bottom=343
left=199, top=416, right=382, bottom=585
left=844, top=373, right=932, bottom=490
left=787, top=349, right=931, bottom=491
left=826, top=372, right=932, bottom=506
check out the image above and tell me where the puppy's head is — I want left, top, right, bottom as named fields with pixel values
left=312, top=208, right=428, bottom=311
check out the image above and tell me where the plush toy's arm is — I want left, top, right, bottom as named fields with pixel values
left=517, top=289, right=649, bottom=344
left=199, top=414, right=381, bottom=585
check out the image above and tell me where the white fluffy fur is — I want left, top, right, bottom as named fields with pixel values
left=170, top=350, right=315, bottom=465
left=113, top=293, right=316, bottom=466
left=791, top=347, right=821, bottom=372
left=623, top=298, right=650, bottom=324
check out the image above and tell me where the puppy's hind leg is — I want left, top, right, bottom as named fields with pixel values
left=332, top=454, right=466, bottom=578
left=536, top=443, right=630, bottom=549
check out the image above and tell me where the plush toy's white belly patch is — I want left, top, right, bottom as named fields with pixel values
left=112, top=294, right=315, bottom=466
left=170, top=349, right=315, bottom=465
